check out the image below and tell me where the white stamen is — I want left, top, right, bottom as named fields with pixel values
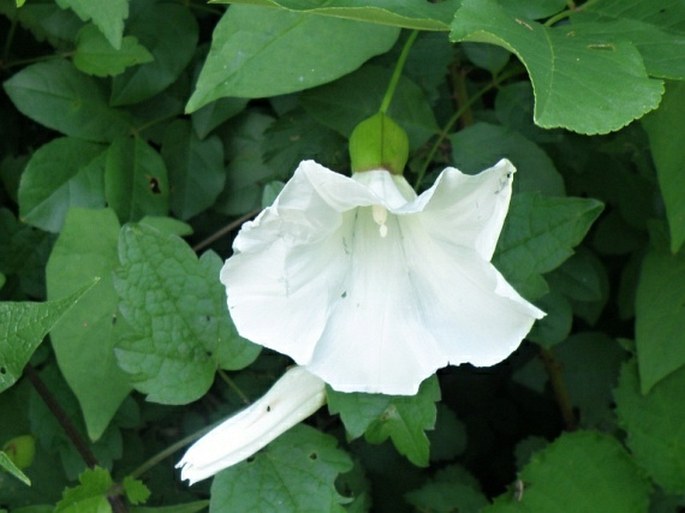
left=372, top=204, right=389, bottom=238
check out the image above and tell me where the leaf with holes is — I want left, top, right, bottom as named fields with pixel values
left=114, top=223, right=259, bottom=404
left=210, top=425, right=353, bottom=513
left=104, top=136, right=169, bottom=223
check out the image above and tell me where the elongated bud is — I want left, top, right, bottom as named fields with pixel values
left=349, top=112, right=409, bottom=175
left=176, top=366, right=326, bottom=485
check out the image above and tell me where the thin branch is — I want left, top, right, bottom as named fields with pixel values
left=539, top=348, right=577, bottom=431
left=25, top=365, right=99, bottom=468
left=192, top=210, right=260, bottom=253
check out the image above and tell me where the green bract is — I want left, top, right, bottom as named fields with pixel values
left=349, top=112, right=409, bottom=174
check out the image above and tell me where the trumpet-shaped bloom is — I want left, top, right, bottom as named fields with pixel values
left=176, top=366, right=325, bottom=484
left=221, top=159, right=545, bottom=396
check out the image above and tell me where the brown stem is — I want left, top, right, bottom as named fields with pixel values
left=539, top=348, right=577, bottom=431
left=25, top=364, right=99, bottom=467
left=192, top=209, right=260, bottom=253
left=452, top=64, right=474, bottom=128
left=26, top=365, right=130, bottom=512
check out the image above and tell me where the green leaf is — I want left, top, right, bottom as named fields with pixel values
left=0, top=1, right=82, bottom=48
left=484, top=431, right=650, bottom=512
left=301, top=65, right=438, bottom=151
left=450, top=0, right=664, bottom=134
left=634, top=248, right=685, bottom=393
left=211, top=0, right=458, bottom=31
left=502, top=0, right=567, bottom=20
left=73, top=24, right=153, bottom=77
left=213, top=111, right=277, bottom=216
left=46, top=208, right=131, bottom=441
left=615, top=360, right=685, bottom=494
left=328, top=376, right=440, bottom=467
left=210, top=424, right=353, bottom=513
left=405, top=465, right=487, bottom=513
left=555, top=332, right=627, bottom=428
left=3, top=60, right=131, bottom=142
left=191, top=97, right=248, bottom=139
left=0, top=209, right=53, bottom=298
left=186, top=4, right=399, bottom=111
left=104, top=136, right=170, bottom=223
left=54, top=466, right=113, bottom=513
left=0, top=451, right=31, bottom=486
left=54, top=0, right=128, bottom=48
left=449, top=122, right=565, bottom=196
left=130, top=502, right=209, bottom=513
left=114, top=223, right=260, bottom=404
left=0, top=281, right=95, bottom=393
left=572, top=0, right=685, bottom=80
left=493, top=193, right=604, bottom=299
left=122, top=476, right=150, bottom=505
left=526, top=290, right=572, bottom=348
left=642, top=81, right=685, bottom=252
left=18, top=137, right=106, bottom=233
left=110, top=0, right=198, bottom=106
left=161, top=120, right=225, bottom=220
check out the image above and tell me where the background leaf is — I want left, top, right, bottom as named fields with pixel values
left=210, top=424, right=353, bottom=513
left=114, top=223, right=259, bottom=404
left=642, top=81, right=685, bottom=252
left=0, top=282, right=94, bottom=393
left=328, top=376, right=440, bottom=467
left=634, top=248, right=685, bottom=393
left=161, top=120, right=225, bottom=220
left=493, top=193, right=604, bottom=299
left=110, top=0, right=198, bottom=106
left=211, top=0, right=458, bottom=31
left=450, top=0, right=664, bottom=134
left=45, top=207, right=130, bottom=441
left=104, top=136, right=169, bottom=223
left=73, top=24, right=153, bottom=77
left=484, top=431, right=651, bottom=512
left=54, top=0, right=128, bottom=48
left=615, top=360, right=685, bottom=494
left=3, top=60, right=132, bottom=142
left=18, top=138, right=106, bottom=233
left=186, top=5, right=399, bottom=111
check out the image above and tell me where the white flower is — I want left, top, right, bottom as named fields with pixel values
left=221, top=159, right=545, bottom=396
left=176, top=366, right=325, bottom=484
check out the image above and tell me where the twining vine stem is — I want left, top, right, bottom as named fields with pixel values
left=414, top=66, right=524, bottom=189
left=379, top=30, right=419, bottom=114
left=25, top=365, right=130, bottom=513
left=539, top=348, right=578, bottom=431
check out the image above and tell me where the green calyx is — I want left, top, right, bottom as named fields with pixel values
left=349, top=112, right=409, bottom=175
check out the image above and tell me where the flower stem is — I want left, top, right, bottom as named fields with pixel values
left=544, top=0, right=599, bottom=26
left=379, top=30, right=419, bottom=114
left=218, top=369, right=250, bottom=404
left=191, top=209, right=260, bottom=253
left=129, top=420, right=223, bottom=479
left=539, top=347, right=577, bottom=431
left=25, top=365, right=99, bottom=468
left=414, top=66, right=522, bottom=189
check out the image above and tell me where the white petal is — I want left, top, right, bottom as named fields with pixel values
left=221, top=165, right=353, bottom=364
left=400, top=219, right=545, bottom=367
left=417, top=159, right=515, bottom=260
left=176, top=367, right=325, bottom=484
left=306, top=208, right=444, bottom=395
